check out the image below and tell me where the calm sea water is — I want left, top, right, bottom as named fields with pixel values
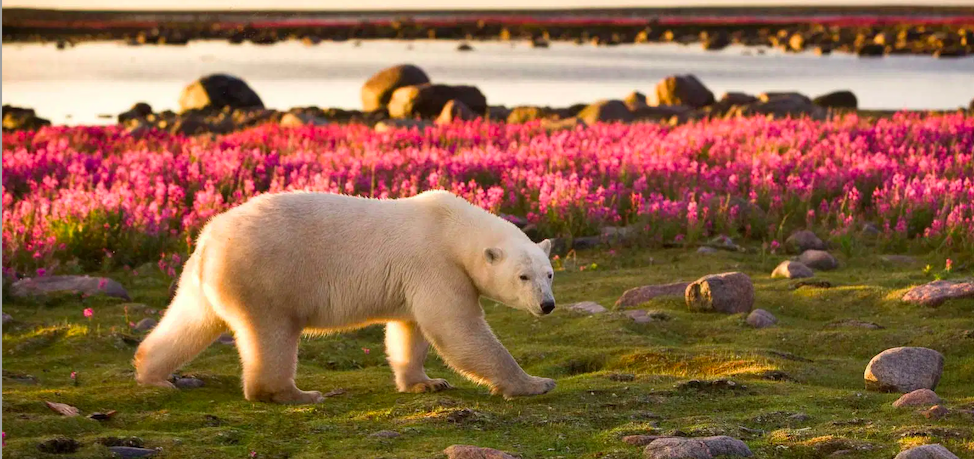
left=3, top=40, right=973, bottom=125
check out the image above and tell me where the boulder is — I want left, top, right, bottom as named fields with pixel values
left=649, top=75, right=715, bottom=108
left=702, top=31, right=731, bottom=50
left=812, top=90, right=858, bottom=109
left=178, top=74, right=264, bottom=113
left=11, top=275, right=130, bottom=300
left=361, top=64, right=431, bottom=112
left=436, top=99, right=478, bottom=125
left=894, top=444, right=959, bottom=459
left=746, top=309, right=777, bottom=328
left=487, top=106, right=513, bottom=122
left=506, top=106, right=546, bottom=124
left=577, top=99, right=634, bottom=124
left=729, top=96, right=824, bottom=119
left=892, top=389, right=942, bottom=408
left=374, top=119, right=433, bottom=132
left=624, top=435, right=669, bottom=446
left=771, top=261, right=814, bottom=279
left=444, top=445, right=518, bottom=459
left=920, top=405, right=949, bottom=420
left=616, top=282, right=690, bottom=308
left=540, top=117, right=585, bottom=132
left=902, top=279, right=974, bottom=307
left=685, top=272, right=754, bottom=314
left=643, top=436, right=753, bottom=459
left=719, top=92, right=759, bottom=105
left=797, top=250, right=838, bottom=270
left=785, top=230, right=826, bottom=253
left=279, top=112, right=329, bottom=127
left=566, top=302, right=607, bottom=314
left=624, top=91, right=649, bottom=110
left=700, top=436, right=753, bottom=457
left=2, top=106, right=51, bottom=131
left=857, top=43, right=886, bottom=57
left=108, top=446, right=158, bottom=458
left=117, top=102, right=153, bottom=124
left=388, top=84, right=487, bottom=119
left=864, top=347, right=944, bottom=393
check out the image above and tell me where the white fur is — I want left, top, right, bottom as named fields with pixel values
left=134, top=190, right=556, bottom=403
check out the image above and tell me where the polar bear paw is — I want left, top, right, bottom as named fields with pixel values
left=495, top=376, right=556, bottom=399
left=269, top=389, right=326, bottom=405
left=404, top=378, right=453, bottom=393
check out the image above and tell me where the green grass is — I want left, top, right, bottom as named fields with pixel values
left=2, top=248, right=973, bottom=459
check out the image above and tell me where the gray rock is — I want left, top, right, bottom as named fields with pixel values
left=861, top=223, right=882, bottom=237
left=649, top=74, right=715, bottom=108
left=387, top=84, right=486, bottom=119
left=624, top=435, right=670, bottom=446
left=577, top=99, right=634, bottom=124
left=616, top=282, right=690, bottom=308
left=279, top=112, right=328, bottom=127
left=626, top=310, right=671, bottom=324
left=685, top=272, right=754, bottom=314
left=566, top=302, right=607, bottom=314
left=444, top=444, right=518, bottom=459
left=436, top=99, right=478, bottom=125
left=697, top=247, right=719, bottom=254
left=360, top=64, right=430, bottom=112
left=179, top=74, right=263, bottom=113
left=902, top=279, right=974, bottom=307
left=798, top=250, right=838, bottom=271
left=217, top=333, right=235, bottom=345
left=893, top=389, right=942, bottom=408
left=864, top=347, right=944, bottom=393
left=920, top=405, right=949, bottom=420
left=894, top=444, right=960, bottom=459
left=700, top=436, right=754, bottom=457
left=771, top=261, right=814, bottom=279
left=746, top=309, right=777, bottom=328
left=173, top=377, right=205, bottom=389
left=132, top=318, right=158, bottom=332
left=109, top=446, right=158, bottom=458
left=11, top=275, right=130, bottom=300
left=787, top=413, right=810, bottom=423
left=825, top=319, right=884, bottom=330
left=644, top=438, right=712, bottom=459
left=369, top=430, right=401, bottom=439
left=812, top=90, right=858, bottom=109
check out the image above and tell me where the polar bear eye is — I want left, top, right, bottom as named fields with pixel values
left=547, top=272, right=553, bottom=279
left=519, top=274, right=530, bottom=281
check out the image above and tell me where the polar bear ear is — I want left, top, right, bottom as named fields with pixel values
left=538, top=239, right=552, bottom=257
left=484, top=247, right=504, bottom=264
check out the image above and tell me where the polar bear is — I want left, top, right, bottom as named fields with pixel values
left=134, top=190, right=557, bottom=403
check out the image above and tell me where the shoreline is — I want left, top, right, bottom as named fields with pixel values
left=4, top=6, right=974, bottom=57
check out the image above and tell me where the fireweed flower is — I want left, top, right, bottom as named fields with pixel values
left=83, top=308, right=93, bottom=319
left=945, top=259, right=953, bottom=272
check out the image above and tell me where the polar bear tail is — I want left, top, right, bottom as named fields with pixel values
left=134, top=241, right=225, bottom=387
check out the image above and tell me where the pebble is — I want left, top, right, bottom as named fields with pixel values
left=108, top=446, right=159, bottom=458
left=786, top=230, right=826, bottom=253
left=626, top=309, right=671, bottom=323
left=217, top=333, right=235, bottom=345
left=685, top=272, right=754, bottom=314
left=566, top=301, right=607, bottom=314
left=920, top=405, right=949, bottom=420
left=173, top=377, right=205, bottom=389
left=825, top=319, right=884, bottom=330
left=369, top=430, right=401, bottom=439
left=797, top=250, right=839, bottom=271
left=746, top=309, right=777, bottom=328
left=894, top=444, right=960, bottom=459
left=864, top=347, right=944, bottom=393
left=444, top=444, right=518, bottom=459
left=893, top=389, right=942, bottom=408
left=771, top=261, right=814, bottom=279
left=133, top=318, right=158, bottom=332
left=902, top=279, right=974, bottom=307
left=623, top=435, right=668, bottom=446
left=697, top=246, right=719, bottom=254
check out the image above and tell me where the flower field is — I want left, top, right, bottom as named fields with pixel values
left=3, top=113, right=973, bottom=276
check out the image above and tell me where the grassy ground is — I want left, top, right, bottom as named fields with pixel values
left=2, top=246, right=973, bottom=459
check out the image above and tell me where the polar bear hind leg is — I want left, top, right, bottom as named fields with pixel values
left=231, top=317, right=325, bottom=404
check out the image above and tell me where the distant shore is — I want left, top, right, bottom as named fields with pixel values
left=4, top=6, right=974, bottom=57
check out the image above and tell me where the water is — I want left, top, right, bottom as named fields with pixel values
left=3, top=39, right=973, bottom=125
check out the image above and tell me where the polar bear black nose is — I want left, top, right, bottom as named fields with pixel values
left=540, top=300, right=555, bottom=314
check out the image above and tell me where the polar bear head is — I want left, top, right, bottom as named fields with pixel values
left=474, top=238, right=556, bottom=317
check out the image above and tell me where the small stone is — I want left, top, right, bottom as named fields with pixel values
left=902, top=279, right=974, bottom=307
left=798, top=250, right=839, bottom=271
left=88, top=410, right=117, bottom=421
left=771, top=261, right=814, bottom=279
left=626, top=310, right=670, bottom=324
left=616, top=282, right=690, bottom=308
left=685, top=272, right=754, bottom=314
left=697, top=247, right=719, bottom=254
left=644, top=437, right=712, bottom=459
left=369, top=430, right=401, bottom=439
left=700, top=436, right=754, bottom=457
left=11, top=275, right=130, bottom=300
left=825, top=319, right=884, bottom=330
left=746, top=309, right=777, bottom=328
left=607, top=373, right=635, bottom=382
left=109, top=446, right=159, bottom=458
left=217, top=333, right=235, bottom=345
left=864, top=347, right=944, bottom=393
left=37, top=436, right=81, bottom=454
left=894, top=444, right=960, bottom=459
left=133, top=318, right=158, bottom=332
left=893, top=389, right=943, bottom=408
left=624, top=435, right=668, bottom=446
left=920, top=405, right=949, bottom=420
left=787, top=413, right=810, bottom=423
left=785, top=234, right=827, bottom=253
left=444, top=444, right=518, bottom=459
left=566, top=301, right=607, bottom=314
left=173, top=377, right=204, bottom=389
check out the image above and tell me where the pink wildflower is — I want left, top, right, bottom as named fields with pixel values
left=36, top=268, right=47, bottom=277
left=945, top=259, right=952, bottom=272
left=362, top=348, right=370, bottom=355
left=83, top=308, right=94, bottom=319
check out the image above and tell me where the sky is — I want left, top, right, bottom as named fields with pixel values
left=5, top=0, right=974, bottom=10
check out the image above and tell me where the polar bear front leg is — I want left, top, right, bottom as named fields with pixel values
left=233, top=319, right=325, bottom=404
left=385, top=321, right=452, bottom=393
left=417, top=308, right=555, bottom=399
